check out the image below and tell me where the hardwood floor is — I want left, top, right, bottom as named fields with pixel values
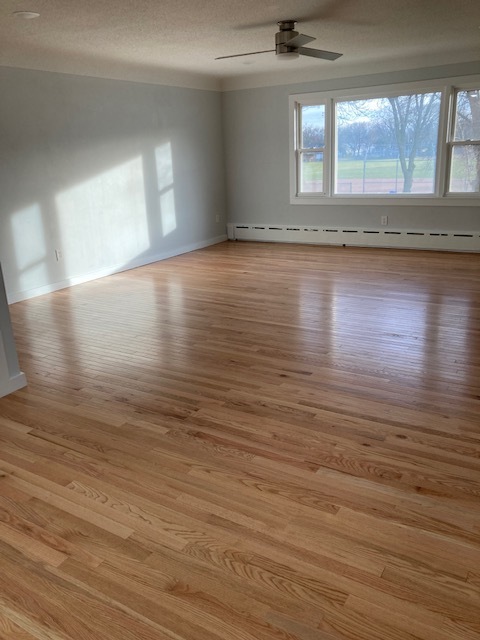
left=1, top=241, right=480, bottom=640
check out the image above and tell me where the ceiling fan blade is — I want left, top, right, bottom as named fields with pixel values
left=215, top=49, right=275, bottom=60
left=284, top=33, right=315, bottom=48
left=297, top=47, right=342, bottom=61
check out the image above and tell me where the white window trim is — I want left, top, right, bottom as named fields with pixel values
left=289, top=75, right=480, bottom=206
left=296, top=102, right=327, bottom=195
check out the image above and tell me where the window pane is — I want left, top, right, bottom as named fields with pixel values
left=454, top=90, right=480, bottom=142
left=335, top=93, right=441, bottom=194
left=300, top=152, right=323, bottom=193
left=449, top=145, right=480, bottom=192
left=301, top=105, right=325, bottom=148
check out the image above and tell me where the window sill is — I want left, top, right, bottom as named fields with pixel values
left=291, top=194, right=480, bottom=207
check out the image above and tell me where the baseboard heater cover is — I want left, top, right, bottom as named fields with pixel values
left=226, top=224, right=480, bottom=252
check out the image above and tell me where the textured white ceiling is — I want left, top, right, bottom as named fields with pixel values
left=1, top=0, right=479, bottom=90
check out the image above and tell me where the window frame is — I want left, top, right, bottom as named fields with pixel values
left=289, top=75, right=480, bottom=206
left=296, top=101, right=328, bottom=195
left=445, top=87, right=480, bottom=195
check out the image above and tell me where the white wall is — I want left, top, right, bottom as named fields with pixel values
left=0, top=67, right=227, bottom=302
left=2, top=61, right=480, bottom=306
left=223, top=61, right=480, bottom=231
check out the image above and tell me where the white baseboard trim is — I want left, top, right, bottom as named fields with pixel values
left=0, top=372, right=27, bottom=399
left=227, top=223, right=480, bottom=252
left=8, top=234, right=227, bottom=304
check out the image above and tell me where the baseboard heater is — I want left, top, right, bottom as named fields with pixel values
left=226, top=224, right=480, bottom=252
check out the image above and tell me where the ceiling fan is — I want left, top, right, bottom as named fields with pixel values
left=215, top=20, right=343, bottom=62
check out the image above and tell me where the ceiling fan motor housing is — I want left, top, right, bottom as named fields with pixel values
left=275, top=20, right=298, bottom=54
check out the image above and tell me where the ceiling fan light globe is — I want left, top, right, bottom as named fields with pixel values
left=276, top=51, right=300, bottom=61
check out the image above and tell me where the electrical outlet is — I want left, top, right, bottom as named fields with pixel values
left=381, top=216, right=388, bottom=226
left=55, top=249, right=63, bottom=261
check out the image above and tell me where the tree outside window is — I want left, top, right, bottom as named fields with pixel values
left=335, top=92, right=441, bottom=195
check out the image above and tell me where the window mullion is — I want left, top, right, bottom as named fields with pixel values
left=436, top=86, right=452, bottom=197
left=293, top=100, right=301, bottom=197
left=325, top=98, right=333, bottom=197
left=450, top=140, right=480, bottom=146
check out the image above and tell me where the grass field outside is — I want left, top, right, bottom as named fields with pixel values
left=303, top=158, right=436, bottom=180
left=301, top=157, right=474, bottom=194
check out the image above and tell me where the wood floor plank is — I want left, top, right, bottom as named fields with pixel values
left=0, top=542, right=174, bottom=640
left=0, top=610, right=67, bottom=640
left=1, top=242, right=480, bottom=639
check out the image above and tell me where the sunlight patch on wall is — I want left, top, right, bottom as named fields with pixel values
left=160, top=189, right=177, bottom=237
left=155, top=143, right=177, bottom=237
left=10, top=203, right=48, bottom=290
left=55, top=157, right=150, bottom=274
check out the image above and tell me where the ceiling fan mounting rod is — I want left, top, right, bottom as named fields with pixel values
left=277, top=20, right=297, bottom=31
